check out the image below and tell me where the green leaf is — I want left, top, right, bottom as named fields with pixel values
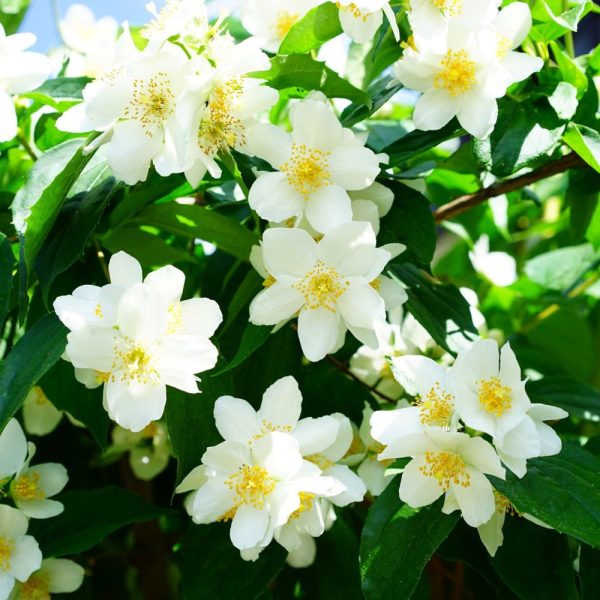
left=473, top=99, right=565, bottom=178
left=563, top=124, right=600, bottom=173
left=492, top=445, right=600, bottom=549
left=165, top=373, right=232, bottom=484
left=214, top=323, right=272, bottom=375
left=383, top=121, right=463, bottom=167
left=360, top=479, right=459, bottom=600
left=490, top=517, right=579, bottom=600
left=0, top=313, right=67, bottom=432
left=341, top=78, right=403, bottom=128
left=39, top=360, right=110, bottom=450
left=36, top=178, right=119, bottom=304
left=568, top=168, right=600, bottom=241
left=524, top=243, right=599, bottom=290
left=378, top=182, right=436, bottom=267
left=549, top=41, right=589, bottom=97
left=390, top=264, right=477, bottom=352
left=134, top=203, right=258, bottom=262
left=0, top=0, right=31, bottom=34
left=546, top=81, right=579, bottom=121
left=177, top=523, right=286, bottom=600
left=0, top=233, right=15, bottom=325
left=527, top=375, right=600, bottom=422
left=28, top=77, right=90, bottom=101
left=279, top=2, right=341, bottom=55
left=28, top=486, right=171, bottom=557
left=254, top=55, right=371, bottom=106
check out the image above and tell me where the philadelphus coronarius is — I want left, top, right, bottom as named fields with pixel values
left=370, top=337, right=567, bottom=553
left=245, top=96, right=388, bottom=234
left=0, top=24, right=51, bottom=143
left=0, top=505, right=42, bottom=600
left=178, top=376, right=365, bottom=564
left=241, top=0, right=321, bottom=52
left=0, top=420, right=68, bottom=520
left=8, top=558, right=85, bottom=600
left=395, top=2, right=543, bottom=138
left=54, top=252, right=222, bottom=432
left=249, top=222, right=405, bottom=362
left=336, top=0, right=400, bottom=45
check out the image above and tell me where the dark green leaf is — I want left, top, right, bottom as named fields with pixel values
left=527, top=375, right=600, bottom=422
left=177, top=523, right=286, bottom=600
left=492, top=445, right=600, bottom=549
left=134, top=203, right=258, bottom=262
left=360, top=478, right=459, bottom=600
left=214, top=323, right=272, bottom=375
left=491, top=517, right=579, bottom=600
left=390, top=264, right=477, bottom=352
left=0, top=233, right=14, bottom=324
left=29, top=486, right=171, bottom=557
left=254, top=55, right=371, bottom=106
left=279, top=2, right=341, bottom=55
left=568, top=168, right=600, bottom=241
left=36, top=178, right=119, bottom=304
left=0, top=313, right=67, bottom=432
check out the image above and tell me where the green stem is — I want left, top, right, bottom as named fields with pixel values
left=562, top=0, right=576, bottom=57
left=17, top=131, right=37, bottom=161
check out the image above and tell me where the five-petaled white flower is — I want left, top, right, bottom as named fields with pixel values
left=394, top=2, right=543, bottom=138
left=249, top=222, right=400, bottom=361
left=8, top=558, right=85, bottom=600
left=382, top=428, right=505, bottom=527
left=336, top=0, right=399, bottom=45
left=0, top=505, right=42, bottom=599
left=245, top=97, right=387, bottom=234
left=0, top=25, right=51, bottom=143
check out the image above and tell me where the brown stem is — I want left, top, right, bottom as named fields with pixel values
left=434, top=153, right=584, bottom=223
left=327, top=355, right=398, bottom=404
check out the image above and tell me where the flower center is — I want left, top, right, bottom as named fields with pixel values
left=226, top=464, right=276, bottom=509
left=337, top=3, right=370, bottom=21
left=496, top=35, right=512, bottom=58
left=417, top=383, right=454, bottom=427
left=124, top=72, right=175, bottom=135
left=0, top=537, right=14, bottom=571
left=274, top=11, right=299, bottom=39
left=252, top=420, right=293, bottom=442
left=280, top=144, right=332, bottom=198
left=306, top=454, right=335, bottom=471
left=478, top=377, right=512, bottom=417
left=431, top=0, right=463, bottom=16
left=13, top=472, right=45, bottom=501
left=434, top=49, right=476, bottom=96
left=290, top=492, right=316, bottom=520
left=19, top=574, right=51, bottom=600
left=198, top=78, right=245, bottom=156
left=494, top=491, right=519, bottom=516
left=419, top=451, right=470, bottom=490
left=167, top=303, right=183, bottom=334
left=293, top=260, right=349, bottom=312
left=113, top=339, right=160, bottom=385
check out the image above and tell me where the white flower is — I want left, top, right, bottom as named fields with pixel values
left=493, top=403, right=568, bottom=478
left=245, top=97, right=387, bottom=234
left=336, top=1, right=399, bottom=45
left=57, top=33, right=192, bottom=185
left=22, top=388, right=63, bottom=437
left=58, top=4, right=119, bottom=78
left=178, top=37, right=277, bottom=186
left=348, top=182, right=394, bottom=236
left=394, top=3, right=543, bottom=138
left=469, top=235, right=518, bottom=287
left=111, top=422, right=171, bottom=481
left=371, top=356, right=460, bottom=456
left=55, top=253, right=223, bottom=432
left=0, top=25, right=51, bottom=143
left=241, top=0, right=321, bottom=52
left=0, top=420, right=28, bottom=483
left=408, top=0, right=501, bottom=46
left=383, top=428, right=505, bottom=527
left=249, top=222, right=397, bottom=361
left=450, top=339, right=531, bottom=443
left=0, top=505, right=42, bottom=599
left=8, top=558, right=84, bottom=600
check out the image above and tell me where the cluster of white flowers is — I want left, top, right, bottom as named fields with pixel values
left=177, top=376, right=366, bottom=566
left=0, top=420, right=83, bottom=600
left=370, top=338, right=567, bottom=556
left=53, top=251, right=222, bottom=432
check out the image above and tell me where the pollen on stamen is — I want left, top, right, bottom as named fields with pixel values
left=274, top=11, right=299, bottom=40
left=293, top=260, right=349, bottom=312
left=113, top=338, right=160, bottom=385
left=432, top=0, right=464, bottom=16
left=417, top=383, right=454, bottom=427
left=0, top=537, right=14, bottom=571
left=419, top=451, right=471, bottom=490
left=19, top=573, right=51, bottom=600
left=280, top=144, right=332, bottom=199
left=289, top=492, right=316, bottom=520
left=434, top=49, right=476, bottom=96
left=225, top=464, right=276, bottom=510
left=13, top=472, right=45, bottom=501
left=478, top=377, right=512, bottom=417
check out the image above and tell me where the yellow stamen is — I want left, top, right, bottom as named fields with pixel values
left=306, top=454, right=335, bottom=471
left=417, top=383, right=454, bottom=427
left=289, top=492, right=316, bottom=520
left=431, top=0, right=463, bottom=16
left=225, top=465, right=276, bottom=510
left=293, top=260, right=349, bottom=312
left=274, top=11, right=299, bottom=40
left=280, top=144, right=332, bottom=199
left=419, top=451, right=470, bottom=490
left=113, top=339, right=159, bottom=385
left=434, top=49, right=476, bottom=96
left=19, top=573, right=51, bottom=600
left=0, top=537, right=14, bottom=571
left=13, top=472, right=45, bottom=501
left=478, top=377, right=512, bottom=417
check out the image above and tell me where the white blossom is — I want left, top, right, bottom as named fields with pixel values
left=336, top=1, right=399, bottom=45
left=469, top=235, right=517, bottom=287
left=22, top=388, right=63, bottom=437
left=8, top=558, right=84, bottom=600
left=249, top=222, right=399, bottom=361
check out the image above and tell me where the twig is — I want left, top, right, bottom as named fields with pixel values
left=327, top=355, right=398, bottom=404
left=17, top=131, right=38, bottom=161
left=93, top=239, right=110, bottom=282
left=434, top=153, right=584, bottom=223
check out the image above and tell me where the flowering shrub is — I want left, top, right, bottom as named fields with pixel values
left=0, top=0, right=599, bottom=598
